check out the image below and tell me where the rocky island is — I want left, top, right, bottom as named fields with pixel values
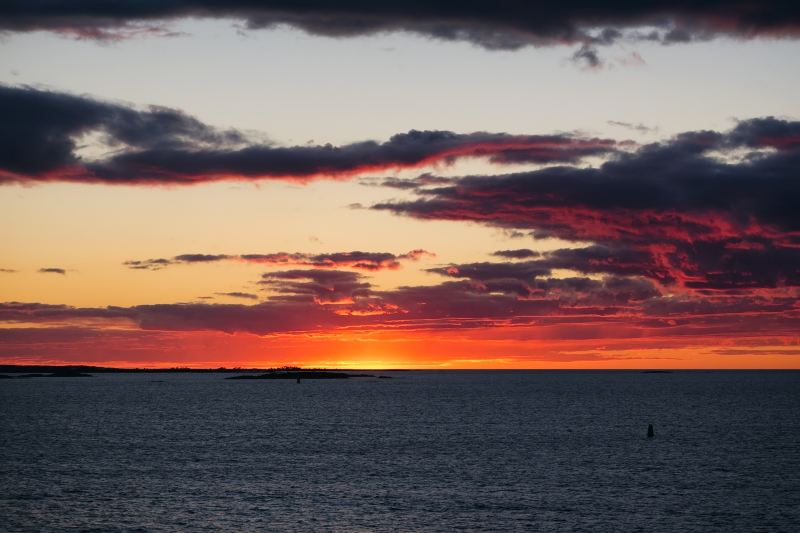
left=0, top=369, right=93, bottom=379
left=227, top=370, right=388, bottom=380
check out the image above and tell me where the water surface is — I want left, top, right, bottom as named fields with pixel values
left=2, top=371, right=798, bottom=531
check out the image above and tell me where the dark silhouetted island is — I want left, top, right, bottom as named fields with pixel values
left=0, top=370, right=92, bottom=378
left=0, top=365, right=395, bottom=381
left=0, top=365, right=404, bottom=375
left=228, top=371, right=387, bottom=380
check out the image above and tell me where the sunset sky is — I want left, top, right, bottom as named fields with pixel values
left=2, top=2, right=800, bottom=368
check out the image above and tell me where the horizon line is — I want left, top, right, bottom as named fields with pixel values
left=1, top=364, right=799, bottom=373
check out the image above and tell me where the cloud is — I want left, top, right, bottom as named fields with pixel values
left=572, top=44, right=602, bottom=69
left=2, top=265, right=796, bottom=339
left=242, top=250, right=434, bottom=271
left=173, top=254, right=231, bottom=263
left=0, top=302, right=130, bottom=323
left=0, top=85, right=244, bottom=178
left=374, top=117, right=800, bottom=293
left=215, top=292, right=259, bottom=300
left=427, top=261, right=552, bottom=287
left=38, top=267, right=66, bottom=275
left=0, top=85, right=615, bottom=185
left=531, top=245, right=675, bottom=284
left=259, top=269, right=372, bottom=304
left=491, top=249, right=541, bottom=260
left=428, top=261, right=661, bottom=304
left=2, top=1, right=799, bottom=53
left=125, top=249, right=434, bottom=271
left=3, top=222, right=799, bottom=351
left=607, top=121, right=657, bottom=134
left=124, top=258, right=173, bottom=270
left=360, top=173, right=454, bottom=190
left=0, top=268, right=17, bottom=273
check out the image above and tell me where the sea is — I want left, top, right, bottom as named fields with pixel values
left=1, top=371, right=799, bottom=532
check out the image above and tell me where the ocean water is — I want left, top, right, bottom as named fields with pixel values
left=1, top=371, right=799, bottom=532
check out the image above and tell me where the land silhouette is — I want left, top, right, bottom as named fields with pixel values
left=228, top=370, right=389, bottom=380
left=0, top=365, right=393, bottom=380
left=0, top=369, right=93, bottom=378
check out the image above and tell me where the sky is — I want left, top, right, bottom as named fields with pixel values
left=1, top=2, right=800, bottom=369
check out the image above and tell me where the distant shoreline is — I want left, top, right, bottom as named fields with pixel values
left=0, top=365, right=407, bottom=374
left=0, top=365, right=797, bottom=374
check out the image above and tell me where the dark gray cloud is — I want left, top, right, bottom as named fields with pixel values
left=0, top=86, right=614, bottom=185
left=428, top=261, right=551, bottom=285
left=215, top=292, right=259, bottom=300
left=38, top=267, right=66, bottom=275
left=375, top=118, right=800, bottom=237
left=0, top=302, right=131, bottom=322
left=374, top=118, right=800, bottom=292
left=491, top=249, right=541, bottom=260
left=360, top=173, right=454, bottom=190
left=464, top=243, right=800, bottom=293
left=173, top=254, right=231, bottom=263
left=125, top=249, right=433, bottom=271
left=125, top=258, right=173, bottom=270
left=0, top=85, right=244, bottom=178
left=607, top=121, right=658, bottom=134
left=4, top=269, right=793, bottom=337
left=2, top=1, right=799, bottom=52
left=259, top=269, right=371, bottom=303
left=536, top=245, right=674, bottom=284
left=572, top=44, right=602, bottom=68
left=428, top=256, right=660, bottom=302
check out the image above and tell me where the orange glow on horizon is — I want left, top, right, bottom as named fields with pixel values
left=2, top=325, right=799, bottom=370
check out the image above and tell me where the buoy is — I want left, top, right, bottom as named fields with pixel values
left=647, top=424, right=655, bottom=438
